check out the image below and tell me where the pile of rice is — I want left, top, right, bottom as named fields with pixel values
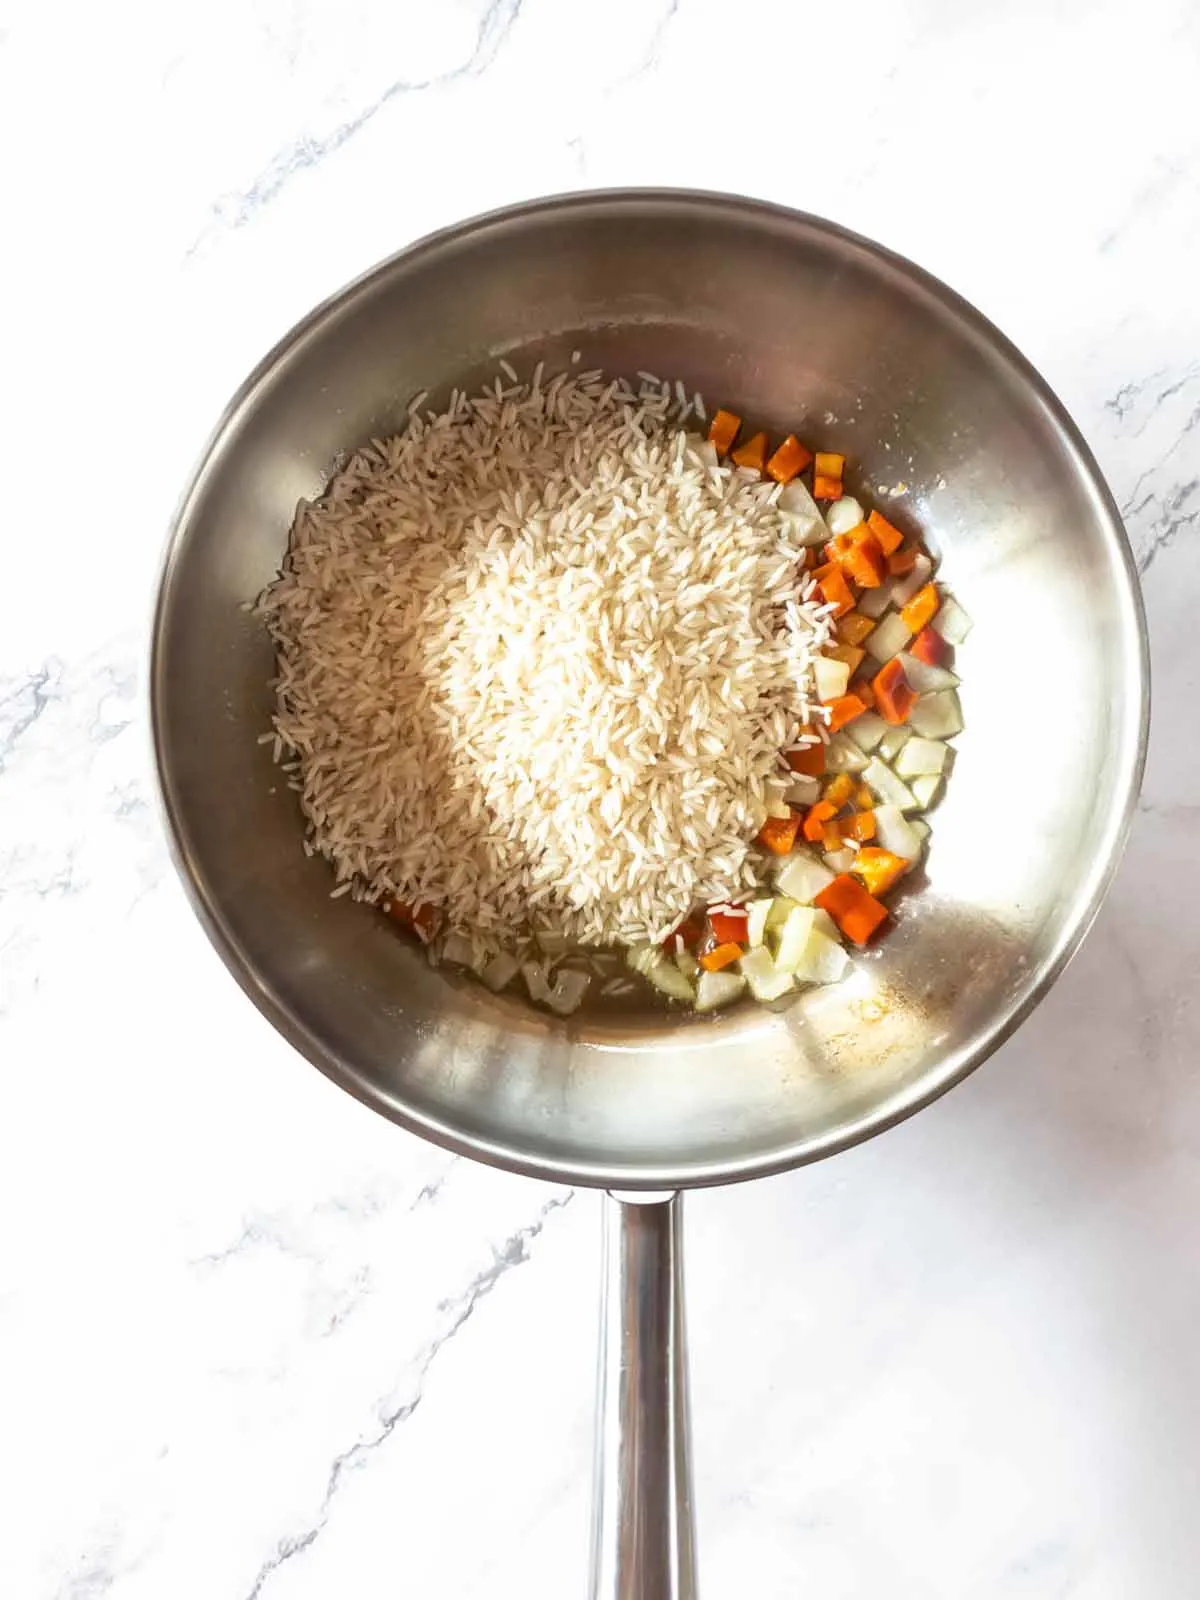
left=258, top=367, right=832, bottom=947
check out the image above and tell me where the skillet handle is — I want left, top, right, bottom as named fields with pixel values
left=589, top=1190, right=696, bottom=1600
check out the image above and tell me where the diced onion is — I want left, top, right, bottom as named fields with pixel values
left=862, top=756, right=918, bottom=812
left=909, top=689, right=963, bottom=740
left=775, top=852, right=835, bottom=904
left=786, top=775, right=821, bottom=806
left=825, top=733, right=870, bottom=773
left=778, top=479, right=829, bottom=545
left=441, top=932, right=475, bottom=967
left=876, top=725, right=912, bottom=764
left=894, top=737, right=949, bottom=778
left=824, top=847, right=857, bottom=873
left=865, top=611, right=913, bottom=662
left=813, top=655, right=851, bottom=702
left=546, top=969, right=591, bottom=1015
left=696, top=969, right=747, bottom=1012
left=934, top=595, right=973, bottom=644
left=745, top=898, right=773, bottom=949
left=738, top=946, right=795, bottom=1002
left=857, top=581, right=894, bottom=620
left=480, top=951, right=521, bottom=992
left=910, top=773, right=943, bottom=810
left=890, top=552, right=932, bottom=607
left=846, top=711, right=889, bottom=752
left=896, top=651, right=958, bottom=694
left=872, top=804, right=922, bottom=857
left=825, top=496, right=865, bottom=535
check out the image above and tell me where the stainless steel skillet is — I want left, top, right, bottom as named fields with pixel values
left=151, top=190, right=1148, bottom=1598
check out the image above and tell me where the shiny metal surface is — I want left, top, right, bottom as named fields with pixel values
left=152, top=189, right=1147, bottom=1190
left=591, top=1194, right=694, bottom=1600
left=151, top=191, right=1148, bottom=1600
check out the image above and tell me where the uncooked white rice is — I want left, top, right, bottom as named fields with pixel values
left=258, top=369, right=831, bottom=947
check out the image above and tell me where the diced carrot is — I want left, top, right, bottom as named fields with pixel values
left=707, top=409, right=740, bottom=457
left=757, top=812, right=802, bottom=855
left=813, top=474, right=843, bottom=501
left=731, top=431, right=769, bottom=473
left=700, top=941, right=744, bottom=972
left=910, top=625, right=949, bottom=667
left=821, top=821, right=843, bottom=851
left=837, top=611, right=876, bottom=647
left=853, top=674, right=876, bottom=709
left=900, top=582, right=939, bottom=635
left=853, top=847, right=910, bottom=896
left=872, top=657, right=917, bottom=725
left=825, top=692, right=867, bottom=732
left=866, top=509, right=904, bottom=556
left=800, top=547, right=819, bottom=571
left=814, top=451, right=846, bottom=479
left=887, top=547, right=917, bottom=576
left=831, top=531, right=886, bottom=588
left=825, top=642, right=866, bottom=675
left=710, top=908, right=749, bottom=944
left=854, top=782, right=874, bottom=810
left=662, top=914, right=706, bottom=951
left=842, top=810, right=877, bottom=842
left=802, top=800, right=837, bottom=843
left=815, top=874, right=888, bottom=945
left=814, top=562, right=855, bottom=618
left=787, top=742, right=825, bottom=778
left=823, top=773, right=856, bottom=811
left=386, top=900, right=437, bottom=938
left=765, top=434, right=813, bottom=484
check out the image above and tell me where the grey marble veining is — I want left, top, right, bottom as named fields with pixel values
left=1, top=0, right=1198, bottom=1595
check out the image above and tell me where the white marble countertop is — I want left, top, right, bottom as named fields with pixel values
left=2, top=1, right=1198, bottom=1595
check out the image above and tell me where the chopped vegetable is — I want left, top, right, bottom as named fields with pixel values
left=866, top=509, right=905, bottom=555
left=846, top=710, right=889, bottom=753
left=766, top=434, right=812, bottom=483
left=813, top=474, right=843, bottom=500
left=841, top=810, right=877, bottom=842
left=700, top=941, right=744, bottom=973
left=837, top=612, right=877, bottom=647
left=854, top=781, right=874, bottom=810
left=731, top=431, right=769, bottom=472
left=909, top=688, right=963, bottom=739
left=766, top=895, right=800, bottom=931
left=824, top=846, right=857, bottom=873
left=707, top=408, right=741, bottom=456
left=757, top=811, right=802, bottom=855
left=824, top=641, right=866, bottom=675
left=890, top=552, right=933, bottom=607
left=546, top=969, right=591, bottom=1015
left=876, top=724, right=912, bottom=764
left=774, top=905, right=818, bottom=972
left=778, top=479, right=830, bottom=544
left=739, top=945, right=795, bottom=1001
left=627, top=946, right=697, bottom=1001
left=871, top=804, right=923, bottom=857
left=933, top=595, right=973, bottom=644
left=821, top=819, right=843, bottom=851
left=802, top=800, right=838, bottom=842
left=826, top=496, right=865, bottom=535
left=745, top=898, right=773, bottom=948
left=787, top=741, right=825, bottom=778
left=825, top=692, right=868, bottom=732
left=853, top=674, right=876, bottom=709
left=522, top=960, right=554, bottom=1003
left=480, top=950, right=521, bottom=992
left=815, top=874, right=889, bottom=946
left=786, top=774, right=820, bottom=806
left=910, top=625, right=949, bottom=667
left=910, top=773, right=942, bottom=810
left=813, top=562, right=855, bottom=617
left=852, top=847, right=910, bottom=896
left=813, top=655, right=851, bottom=702
left=900, top=581, right=940, bottom=635
left=791, top=926, right=850, bottom=984
left=387, top=899, right=437, bottom=938
left=674, top=947, right=701, bottom=980
left=862, top=757, right=918, bottom=812
left=887, top=547, right=917, bottom=576
left=864, top=611, right=913, bottom=662
left=775, top=852, right=834, bottom=904
left=857, top=580, right=894, bottom=620
left=710, top=908, right=749, bottom=944
left=823, top=773, right=856, bottom=811
left=695, top=969, right=747, bottom=1012
left=894, top=736, right=949, bottom=778
left=815, top=451, right=845, bottom=479
left=895, top=650, right=958, bottom=694
left=824, top=732, right=870, bottom=773
left=873, top=657, right=918, bottom=725
left=831, top=530, right=886, bottom=588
